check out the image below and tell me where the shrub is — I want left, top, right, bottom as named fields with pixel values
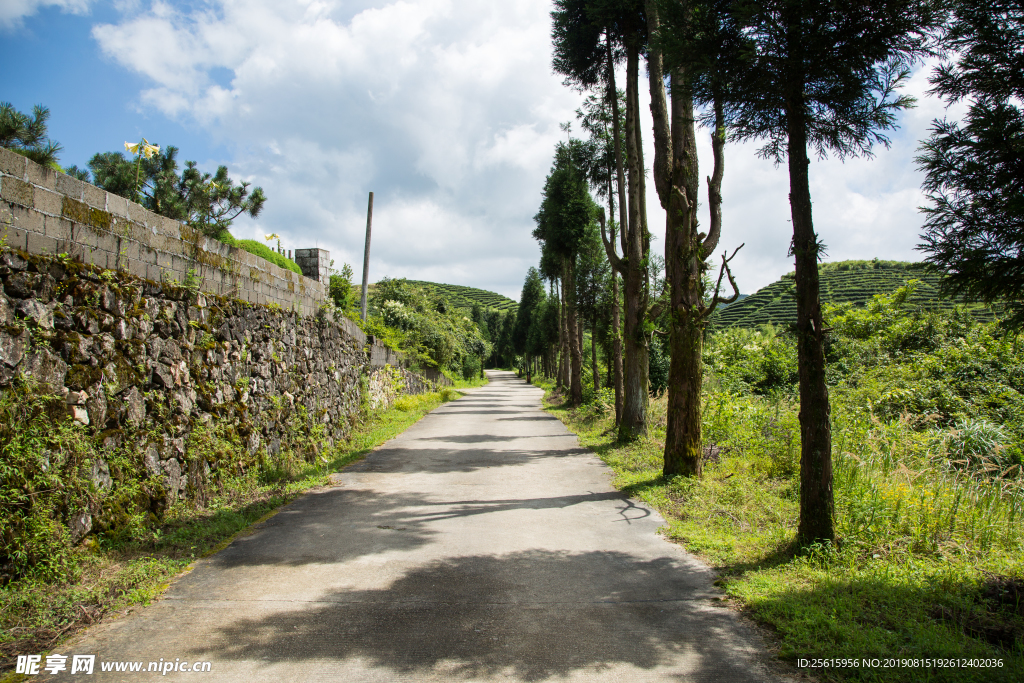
left=0, top=388, right=95, bottom=583
left=211, top=231, right=302, bottom=275
left=462, top=355, right=481, bottom=380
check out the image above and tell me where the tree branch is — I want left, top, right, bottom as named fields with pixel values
left=701, top=95, right=726, bottom=256
left=644, top=0, right=672, bottom=208
left=700, top=244, right=744, bottom=320
left=598, top=209, right=625, bottom=274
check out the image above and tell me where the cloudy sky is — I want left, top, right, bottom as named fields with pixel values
left=2, top=0, right=958, bottom=300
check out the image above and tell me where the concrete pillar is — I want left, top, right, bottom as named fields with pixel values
left=294, top=248, right=330, bottom=285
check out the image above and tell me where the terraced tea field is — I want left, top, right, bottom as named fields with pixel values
left=405, top=280, right=518, bottom=312
left=713, top=260, right=1000, bottom=328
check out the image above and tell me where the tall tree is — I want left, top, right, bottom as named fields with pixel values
left=553, top=0, right=654, bottom=439
left=646, top=0, right=743, bottom=478
left=577, top=88, right=626, bottom=421
left=534, top=140, right=598, bottom=405
left=576, top=221, right=611, bottom=390
left=917, top=0, right=1024, bottom=330
left=728, top=0, right=934, bottom=544
left=514, top=268, right=546, bottom=382
left=538, top=244, right=568, bottom=388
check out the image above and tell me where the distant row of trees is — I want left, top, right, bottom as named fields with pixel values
left=357, top=278, right=499, bottom=380
left=510, top=0, right=1023, bottom=547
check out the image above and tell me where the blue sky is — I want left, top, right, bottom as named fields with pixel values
left=1, top=1, right=959, bottom=300
left=2, top=3, right=222, bottom=175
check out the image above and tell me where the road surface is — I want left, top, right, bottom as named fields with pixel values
left=48, top=370, right=786, bottom=682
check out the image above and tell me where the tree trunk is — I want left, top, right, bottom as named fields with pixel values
left=645, top=0, right=728, bottom=478
left=606, top=335, right=613, bottom=388
left=618, top=41, right=649, bottom=441
left=591, top=315, right=599, bottom=391
left=567, top=259, right=584, bottom=406
left=558, top=279, right=569, bottom=390
left=612, top=271, right=623, bottom=423
left=788, top=103, right=835, bottom=545
left=662, top=67, right=704, bottom=478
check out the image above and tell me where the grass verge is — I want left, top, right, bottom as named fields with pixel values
left=535, top=377, right=1023, bottom=683
left=0, top=386, right=471, bottom=676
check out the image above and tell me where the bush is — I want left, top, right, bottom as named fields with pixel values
left=329, top=265, right=358, bottom=314
left=462, top=355, right=481, bottom=380
left=944, top=417, right=1018, bottom=472
left=0, top=388, right=95, bottom=583
left=704, top=325, right=798, bottom=396
left=394, top=395, right=429, bottom=412
left=211, top=231, right=302, bottom=275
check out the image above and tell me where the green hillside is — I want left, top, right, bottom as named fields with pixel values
left=404, top=280, right=518, bottom=313
left=713, top=260, right=1000, bottom=328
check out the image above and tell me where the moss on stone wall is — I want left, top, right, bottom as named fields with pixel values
left=0, top=247, right=367, bottom=583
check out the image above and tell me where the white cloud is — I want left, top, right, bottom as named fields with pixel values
left=0, top=0, right=90, bottom=29
left=92, top=0, right=574, bottom=299
left=92, top=1, right=957, bottom=299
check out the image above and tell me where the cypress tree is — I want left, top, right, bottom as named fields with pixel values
left=917, top=0, right=1024, bottom=330
left=728, top=0, right=935, bottom=544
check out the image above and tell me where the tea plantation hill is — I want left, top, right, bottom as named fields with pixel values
left=404, top=280, right=518, bottom=312
left=712, top=260, right=1000, bottom=328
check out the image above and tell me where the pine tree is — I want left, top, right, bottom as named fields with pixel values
left=917, top=0, right=1024, bottom=329
left=89, top=147, right=266, bottom=238
left=0, top=102, right=62, bottom=168
left=728, top=0, right=934, bottom=544
left=553, top=0, right=654, bottom=438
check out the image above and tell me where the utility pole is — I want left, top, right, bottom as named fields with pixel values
left=360, top=191, right=373, bottom=321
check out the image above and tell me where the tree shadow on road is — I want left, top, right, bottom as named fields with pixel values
left=185, top=549, right=768, bottom=682
left=184, top=488, right=650, bottom=574
left=416, top=434, right=523, bottom=443
left=343, top=446, right=586, bottom=474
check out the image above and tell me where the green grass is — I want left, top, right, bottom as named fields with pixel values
left=537, top=379, right=1023, bottom=682
left=0, top=387, right=468, bottom=675
left=212, top=231, right=303, bottom=275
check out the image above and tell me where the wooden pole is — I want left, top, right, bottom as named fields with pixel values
left=360, top=191, right=374, bottom=321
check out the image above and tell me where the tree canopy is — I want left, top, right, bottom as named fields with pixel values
left=0, top=102, right=62, bottom=168
left=89, top=146, right=266, bottom=238
left=917, top=0, right=1024, bottom=330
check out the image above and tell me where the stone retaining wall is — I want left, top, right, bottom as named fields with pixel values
left=0, top=146, right=326, bottom=316
left=0, top=148, right=455, bottom=550
left=0, top=248, right=446, bottom=547
left=0, top=246, right=366, bottom=516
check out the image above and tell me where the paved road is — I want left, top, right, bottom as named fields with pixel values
left=49, top=370, right=786, bottom=682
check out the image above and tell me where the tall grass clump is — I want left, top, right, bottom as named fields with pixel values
left=540, top=284, right=1023, bottom=681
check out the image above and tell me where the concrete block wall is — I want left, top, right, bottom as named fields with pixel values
left=0, top=146, right=328, bottom=316
left=295, top=248, right=331, bottom=286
